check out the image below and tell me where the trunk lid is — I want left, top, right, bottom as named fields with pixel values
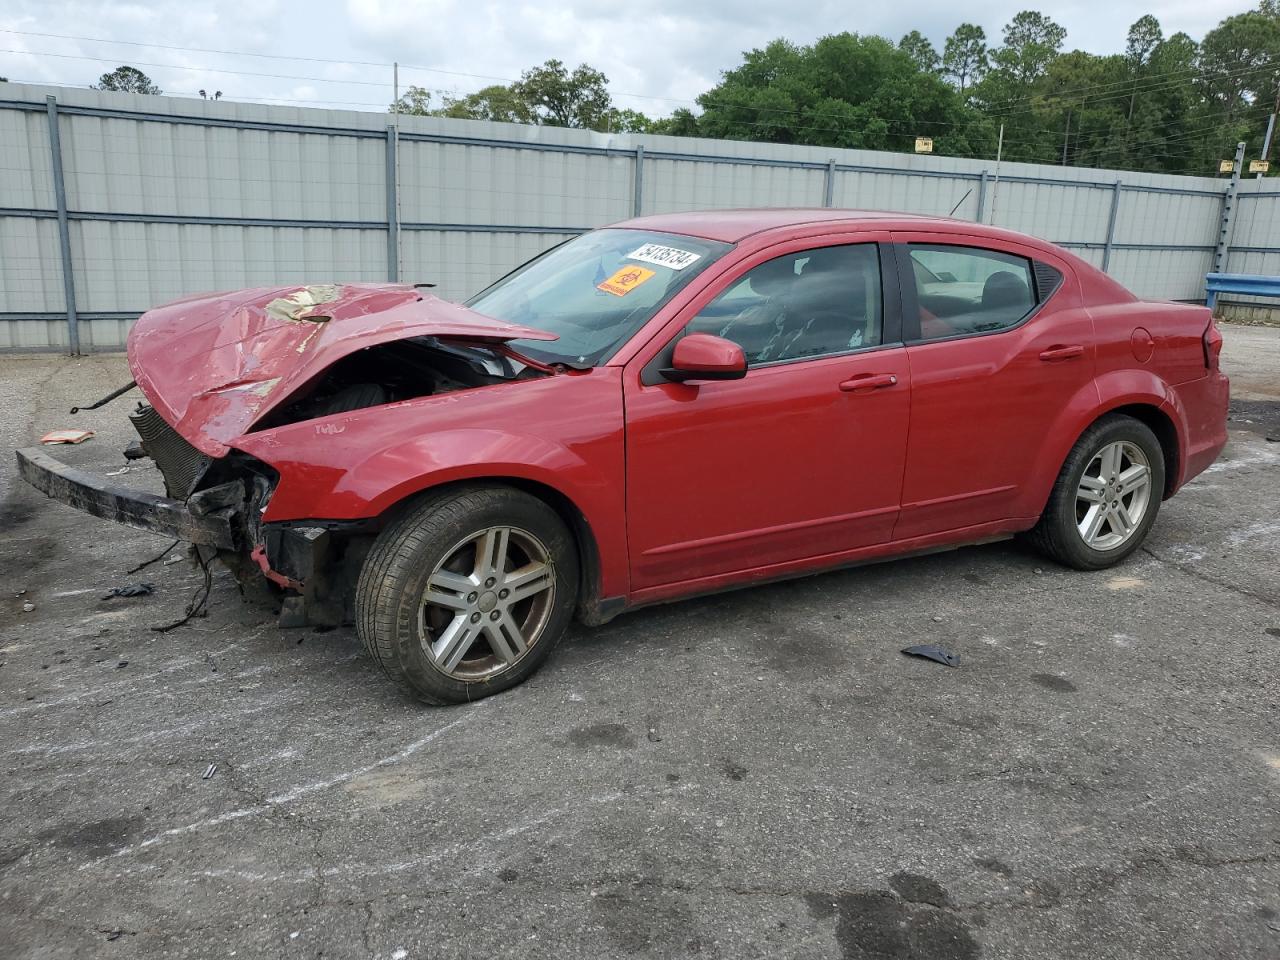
left=126, top=283, right=556, bottom=456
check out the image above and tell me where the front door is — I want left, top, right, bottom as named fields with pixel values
left=623, top=237, right=911, bottom=592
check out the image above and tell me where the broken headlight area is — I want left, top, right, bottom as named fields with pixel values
left=170, top=449, right=376, bottom=629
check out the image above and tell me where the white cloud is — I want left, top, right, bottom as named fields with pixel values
left=0, top=0, right=1262, bottom=112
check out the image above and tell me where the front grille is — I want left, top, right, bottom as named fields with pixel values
left=130, top=403, right=211, bottom=500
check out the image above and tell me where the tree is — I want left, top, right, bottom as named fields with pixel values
left=898, top=31, right=940, bottom=73
left=387, top=60, right=649, bottom=132
left=991, top=11, right=1066, bottom=84
left=648, top=107, right=701, bottom=137
left=692, top=33, right=988, bottom=155
left=391, top=85, right=433, bottom=115
left=943, top=23, right=988, bottom=92
left=435, top=85, right=535, bottom=124
left=603, top=108, right=654, bottom=133
left=1125, top=15, right=1163, bottom=67
left=1199, top=10, right=1280, bottom=122
left=92, top=66, right=162, bottom=95
left=511, top=59, right=611, bottom=129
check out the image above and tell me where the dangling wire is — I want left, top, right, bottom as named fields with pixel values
left=151, top=546, right=214, bottom=633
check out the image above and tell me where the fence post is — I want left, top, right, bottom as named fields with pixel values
left=1213, top=141, right=1245, bottom=276
left=385, top=124, right=399, bottom=282
left=823, top=159, right=836, bottom=207
left=632, top=145, right=645, bottom=217
left=1101, top=180, right=1122, bottom=273
left=976, top=171, right=989, bottom=223
left=45, top=95, right=80, bottom=356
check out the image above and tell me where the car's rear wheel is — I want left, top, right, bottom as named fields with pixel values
left=356, top=486, right=579, bottom=704
left=1028, top=414, right=1165, bottom=570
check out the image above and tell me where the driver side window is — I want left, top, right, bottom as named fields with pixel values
left=685, top=243, right=882, bottom=365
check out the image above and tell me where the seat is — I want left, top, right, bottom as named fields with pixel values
left=981, top=270, right=1031, bottom=315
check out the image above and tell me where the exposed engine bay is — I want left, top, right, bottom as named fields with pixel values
left=125, top=337, right=549, bottom=627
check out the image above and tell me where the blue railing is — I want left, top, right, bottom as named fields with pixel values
left=1204, top=272, right=1280, bottom=309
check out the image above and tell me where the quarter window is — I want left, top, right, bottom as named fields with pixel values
left=908, top=245, right=1037, bottom=341
left=685, top=244, right=882, bottom=365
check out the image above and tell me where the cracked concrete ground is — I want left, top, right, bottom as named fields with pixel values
left=1, top=324, right=1278, bottom=960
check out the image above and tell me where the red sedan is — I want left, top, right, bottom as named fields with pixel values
left=19, top=210, right=1229, bottom=704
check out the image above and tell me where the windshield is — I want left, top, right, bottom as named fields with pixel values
left=466, top=229, right=731, bottom=365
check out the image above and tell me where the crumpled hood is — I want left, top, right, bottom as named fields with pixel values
left=126, top=283, right=556, bottom=456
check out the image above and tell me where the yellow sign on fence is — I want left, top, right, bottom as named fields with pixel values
left=1249, top=160, right=1270, bottom=174
left=915, top=137, right=933, bottom=154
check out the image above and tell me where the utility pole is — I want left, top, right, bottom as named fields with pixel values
left=392, top=62, right=402, bottom=282
left=1260, top=80, right=1279, bottom=179
left=1061, top=109, right=1070, bottom=166
left=990, top=124, right=1004, bottom=225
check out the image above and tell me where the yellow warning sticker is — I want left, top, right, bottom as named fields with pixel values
left=597, top=265, right=656, bottom=297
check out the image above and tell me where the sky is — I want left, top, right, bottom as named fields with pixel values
left=0, top=0, right=1261, bottom=117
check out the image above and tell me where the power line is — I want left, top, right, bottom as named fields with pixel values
left=5, top=34, right=1275, bottom=173
left=979, top=53, right=1280, bottom=115
left=981, top=55, right=1280, bottom=119
left=0, top=28, right=393, bottom=67
left=6, top=26, right=1276, bottom=147
left=0, top=47, right=395, bottom=87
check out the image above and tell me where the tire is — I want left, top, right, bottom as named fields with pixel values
left=1027, top=414, right=1165, bottom=570
left=355, top=485, right=579, bottom=704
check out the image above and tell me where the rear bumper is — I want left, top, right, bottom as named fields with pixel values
left=1169, top=370, right=1230, bottom=490
left=15, top=446, right=235, bottom=549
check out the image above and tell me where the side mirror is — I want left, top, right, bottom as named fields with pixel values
left=661, top=333, right=747, bottom=383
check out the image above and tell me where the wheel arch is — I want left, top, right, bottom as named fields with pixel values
left=374, top=475, right=615, bottom=627
left=1025, top=374, right=1185, bottom=522
left=1100, top=403, right=1180, bottom=498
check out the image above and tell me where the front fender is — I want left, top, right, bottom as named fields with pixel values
left=230, top=368, right=629, bottom=599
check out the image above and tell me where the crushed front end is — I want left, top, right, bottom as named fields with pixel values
left=18, top=400, right=373, bottom=627
left=16, top=282, right=559, bottom=628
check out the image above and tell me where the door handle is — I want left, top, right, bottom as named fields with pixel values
left=839, top=373, right=898, bottom=393
left=1039, top=344, right=1084, bottom=362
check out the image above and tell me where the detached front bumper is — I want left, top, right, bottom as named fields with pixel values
left=15, top=446, right=235, bottom=549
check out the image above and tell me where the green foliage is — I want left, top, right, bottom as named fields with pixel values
left=990, top=11, right=1067, bottom=83
left=692, top=33, right=988, bottom=155
left=511, top=59, right=611, bottom=128
left=386, top=5, right=1280, bottom=175
left=391, top=85, right=433, bottom=115
left=388, top=59, right=611, bottom=130
left=943, top=24, right=988, bottom=92
left=899, top=31, right=941, bottom=73
left=92, top=66, right=162, bottom=95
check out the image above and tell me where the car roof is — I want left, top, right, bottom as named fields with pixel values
left=610, top=208, right=974, bottom=243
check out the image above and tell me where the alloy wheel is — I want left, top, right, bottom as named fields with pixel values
left=1075, top=440, right=1153, bottom=551
left=417, top=526, right=556, bottom=680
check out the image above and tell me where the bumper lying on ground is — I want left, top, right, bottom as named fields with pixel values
left=15, top=446, right=235, bottom=549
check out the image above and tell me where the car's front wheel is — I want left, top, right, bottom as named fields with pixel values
left=356, top=485, right=579, bottom=704
left=1028, top=414, right=1165, bottom=570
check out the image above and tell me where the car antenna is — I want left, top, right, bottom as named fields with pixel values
left=948, top=189, right=973, bottom=218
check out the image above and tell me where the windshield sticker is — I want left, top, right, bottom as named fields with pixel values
left=597, top=265, right=656, bottom=297
left=625, top=243, right=702, bottom=271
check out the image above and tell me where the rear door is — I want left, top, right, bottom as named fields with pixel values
left=622, top=233, right=910, bottom=592
left=891, top=233, right=1096, bottom=538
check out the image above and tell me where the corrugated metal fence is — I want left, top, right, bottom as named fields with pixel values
left=2, top=82, right=1278, bottom=352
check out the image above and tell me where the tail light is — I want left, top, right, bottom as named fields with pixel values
left=1202, top=319, right=1223, bottom=371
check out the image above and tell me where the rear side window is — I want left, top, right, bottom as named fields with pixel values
left=907, top=245, right=1038, bottom=341
left=685, top=243, right=883, bottom=365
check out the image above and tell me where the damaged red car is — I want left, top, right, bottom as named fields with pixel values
left=18, top=210, right=1229, bottom=704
